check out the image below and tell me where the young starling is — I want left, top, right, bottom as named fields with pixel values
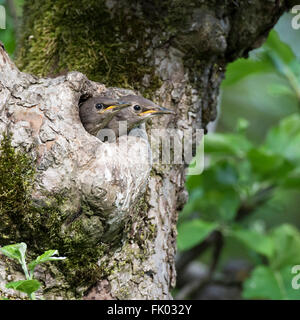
left=79, top=94, right=175, bottom=138
left=79, top=96, right=131, bottom=136
left=105, top=95, right=175, bottom=137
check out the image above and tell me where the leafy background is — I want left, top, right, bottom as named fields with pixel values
left=1, top=1, right=300, bottom=300
left=176, top=13, right=300, bottom=300
left=0, top=0, right=22, bottom=56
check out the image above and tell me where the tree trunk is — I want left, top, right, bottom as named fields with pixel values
left=0, top=1, right=293, bottom=300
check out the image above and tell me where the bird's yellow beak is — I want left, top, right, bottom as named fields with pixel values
left=104, top=105, right=118, bottom=111
left=138, top=110, right=158, bottom=116
left=139, top=107, right=176, bottom=116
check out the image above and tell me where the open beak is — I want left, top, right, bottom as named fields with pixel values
left=97, top=103, right=131, bottom=114
left=139, top=106, right=176, bottom=116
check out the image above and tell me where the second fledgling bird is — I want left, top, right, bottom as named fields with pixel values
left=105, top=95, right=175, bottom=137
left=79, top=94, right=175, bottom=139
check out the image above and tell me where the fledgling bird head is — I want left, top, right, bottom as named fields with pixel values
left=109, top=95, right=176, bottom=134
left=79, top=96, right=131, bottom=135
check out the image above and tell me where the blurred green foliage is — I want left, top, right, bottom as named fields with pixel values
left=220, top=14, right=300, bottom=142
left=0, top=0, right=15, bottom=55
left=178, top=21, right=300, bottom=299
left=0, top=0, right=23, bottom=56
left=179, top=113, right=300, bottom=299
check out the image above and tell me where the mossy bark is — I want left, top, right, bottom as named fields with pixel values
left=0, top=0, right=292, bottom=299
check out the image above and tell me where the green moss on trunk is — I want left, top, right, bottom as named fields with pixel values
left=0, top=134, right=107, bottom=293
left=16, top=0, right=161, bottom=93
left=0, top=133, right=35, bottom=241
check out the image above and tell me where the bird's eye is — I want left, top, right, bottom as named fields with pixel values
left=95, top=103, right=105, bottom=110
left=133, top=105, right=141, bottom=111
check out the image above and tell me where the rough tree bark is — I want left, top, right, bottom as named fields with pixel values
left=0, top=1, right=295, bottom=300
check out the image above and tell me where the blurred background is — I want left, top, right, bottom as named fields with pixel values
left=1, top=1, right=300, bottom=300
left=175, top=12, right=300, bottom=300
left=0, top=0, right=22, bottom=56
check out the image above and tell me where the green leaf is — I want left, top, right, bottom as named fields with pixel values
left=243, top=265, right=300, bottom=300
left=184, top=161, right=240, bottom=222
left=269, top=224, right=300, bottom=270
left=282, top=169, right=300, bottom=189
left=222, top=58, right=272, bottom=87
left=28, top=250, right=66, bottom=275
left=0, top=243, right=27, bottom=265
left=204, top=133, right=253, bottom=158
left=199, top=189, right=240, bottom=222
left=289, top=60, right=300, bottom=79
left=264, top=114, right=300, bottom=164
left=0, top=5, right=17, bottom=56
left=0, top=242, right=29, bottom=279
left=183, top=189, right=240, bottom=223
left=222, top=30, right=295, bottom=87
left=177, top=220, right=218, bottom=251
left=230, top=228, right=274, bottom=258
left=267, top=83, right=295, bottom=97
left=264, top=30, right=296, bottom=64
left=247, top=148, right=294, bottom=180
left=186, top=161, right=239, bottom=192
left=6, top=279, right=41, bottom=296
